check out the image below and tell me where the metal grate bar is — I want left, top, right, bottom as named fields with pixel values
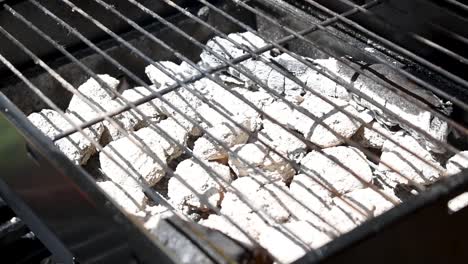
left=0, top=4, right=394, bottom=260
left=0, top=36, right=265, bottom=263
left=0, top=9, right=276, bottom=261
left=412, top=34, right=468, bottom=66
left=46, top=0, right=455, bottom=185
left=153, top=0, right=456, bottom=172
left=225, top=0, right=468, bottom=137
left=89, top=0, right=437, bottom=191
left=305, top=0, right=468, bottom=94
left=444, top=0, right=468, bottom=12
left=16, top=0, right=398, bottom=217
left=21, top=0, right=458, bottom=207
left=49, top=1, right=382, bottom=141
left=0, top=1, right=408, bottom=245
left=173, top=0, right=465, bottom=157
left=67, top=0, right=444, bottom=195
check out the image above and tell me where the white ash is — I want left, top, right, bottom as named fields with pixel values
left=228, top=142, right=296, bottom=183
left=446, top=151, right=468, bottom=176
left=28, top=31, right=460, bottom=264
left=67, top=74, right=144, bottom=142
left=323, top=204, right=368, bottom=235
left=200, top=32, right=270, bottom=70
left=350, top=63, right=451, bottom=153
left=167, top=159, right=232, bottom=213
left=285, top=174, right=334, bottom=223
left=145, top=61, right=197, bottom=89
left=354, top=121, right=396, bottom=149
left=258, top=221, right=332, bottom=264
left=218, top=178, right=292, bottom=244
left=149, top=88, right=204, bottom=137
left=300, top=146, right=373, bottom=194
left=97, top=180, right=146, bottom=217
left=99, top=128, right=169, bottom=202
left=151, top=118, right=191, bottom=160
left=232, top=87, right=275, bottom=111
left=196, top=83, right=263, bottom=132
left=288, top=94, right=363, bottom=148
left=299, top=58, right=351, bottom=100
left=257, top=101, right=307, bottom=162
left=120, top=85, right=166, bottom=124
left=28, top=109, right=104, bottom=165
left=193, top=123, right=249, bottom=161
left=196, top=102, right=260, bottom=134
left=144, top=63, right=208, bottom=136
left=275, top=54, right=309, bottom=98
left=146, top=204, right=174, bottom=218
left=257, top=120, right=307, bottom=163
left=378, top=132, right=444, bottom=186
left=218, top=74, right=245, bottom=86
left=332, top=188, right=395, bottom=218
left=218, top=178, right=273, bottom=241
left=263, top=101, right=293, bottom=125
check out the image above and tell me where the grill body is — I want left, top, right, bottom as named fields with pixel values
left=0, top=0, right=467, bottom=263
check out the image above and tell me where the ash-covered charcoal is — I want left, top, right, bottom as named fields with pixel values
left=332, top=188, right=396, bottom=218
left=228, top=142, right=296, bottom=183
left=99, top=128, right=174, bottom=203
left=378, top=132, right=444, bottom=186
left=148, top=215, right=274, bottom=264
left=300, top=58, right=352, bottom=100
left=167, top=159, right=232, bottom=214
left=200, top=214, right=255, bottom=246
left=200, top=32, right=271, bottom=70
left=67, top=74, right=149, bottom=142
left=256, top=102, right=307, bottom=162
left=349, top=63, right=452, bottom=153
left=288, top=94, right=365, bottom=148
left=193, top=122, right=249, bottom=161
left=196, top=81, right=263, bottom=132
left=28, top=109, right=104, bottom=165
left=145, top=61, right=198, bottom=89
left=99, top=118, right=191, bottom=189
left=119, top=85, right=166, bottom=124
left=29, top=29, right=460, bottom=264
left=144, top=82, right=205, bottom=136
left=257, top=119, right=308, bottom=163
left=258, top=221, right=332, bottom=264
left=323, top=204, right=369, bottom=235
left=300, top=146, right=373, bottom=194
left=239, top=180, right=292, bottom=224
left=219, top=179, right=293, bottom=239
left=96, top=180, right=146, bottom=217
left=353, top=121, right=397, bottom=150
left=216, top=177, right=276, bottom=241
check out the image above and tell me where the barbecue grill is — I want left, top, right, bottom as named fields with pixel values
left=0, top=0, right=467, bottom=263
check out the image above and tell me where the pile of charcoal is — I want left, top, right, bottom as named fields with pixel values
left=28, top=32, right=468, bottom=263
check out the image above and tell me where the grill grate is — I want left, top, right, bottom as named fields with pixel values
left=0, top=0, right=467, bottom=263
